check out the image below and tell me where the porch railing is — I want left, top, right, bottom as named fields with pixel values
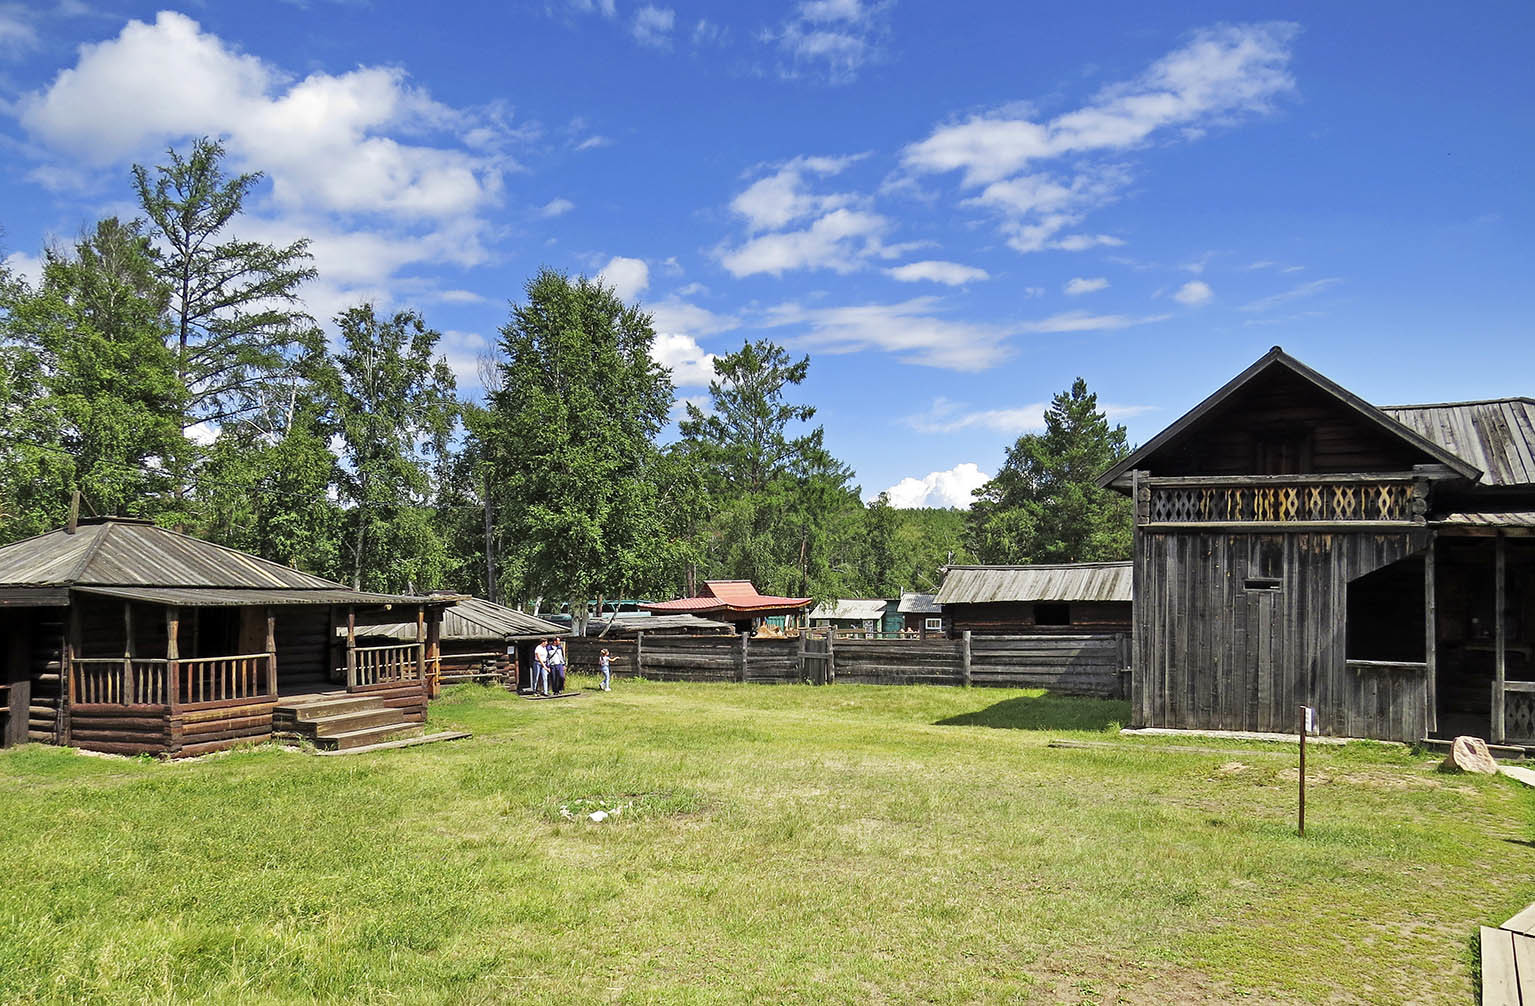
left=1144, top=475, right=1422, bottom=525
left=175, top=653, right=273, bottom=707
left=71, top=657, right=171, bottom=705
left=350, top=643, right=424, bottom=688
left=1500, top=681, right=1535, bottom=744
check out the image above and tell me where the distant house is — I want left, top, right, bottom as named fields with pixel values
left=809, top=598, right=895, bottom=635
left=897, top=592, right=942, bottom=636
left=642, top=580, right=813, bottom=634
left=0, top=516, right=460, bottom=755
left=934, top=563, right=1133, bottom=637
left=577, top=613, right=735, bottom=636
left=354, top=596, right=565, bottom=693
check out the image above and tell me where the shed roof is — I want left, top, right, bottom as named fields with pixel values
left=580, top=613, right=735, bottom=635
left=1433, top=511, right=1535, bottom=529
left=935, top=562, right=1133, bottom=605
left=898, top=592, right=940, bottom=615
left=809, top=599, right=891, bottom=621
left=1381, top=399, right=1535, bottom=488
left=355, top=596, right=566, bottom=640
left=76, top=585, right=451, bottom=608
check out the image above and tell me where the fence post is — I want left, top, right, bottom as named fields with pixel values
left=797, top=633, right=807, bottom=684
left=962, top=630, right=973, bottom=688
left=738, top=632, right=750, bottom=683
left=635, top=632, right=644, bottom=678
left=826, top=631, right=836, bottom=685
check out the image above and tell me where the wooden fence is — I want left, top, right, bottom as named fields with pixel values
left=565, top=631, right=1128, bottom=697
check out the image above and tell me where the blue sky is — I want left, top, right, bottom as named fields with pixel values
left=1, top=2, right=1531, bottom=506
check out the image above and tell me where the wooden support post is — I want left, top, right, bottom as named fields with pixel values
left=427, top=611, right=442, bottom=699
left=63, top=603, right=80, bottom=744
left=122, top=601, right=135, bottom=705
left=346, top=609, right=357, bottom=691
left=738, top=632, right=749, bottom=684
left=635, top=631, right=645, bottom=678
left=166, top=606, right=180, bottom=711
left=265, top=608, right=278, bottom=698
left=962, top=629, right=973, bottom=688
left=826, top=630, right=835, bottom=685
left=1424, top=537, right=1437, bottom=736
left=797, top=632, right=807, bottom=684
left=1494, top=531, right=1507, bottom=744
left=416, top=605, right=426, bottom=683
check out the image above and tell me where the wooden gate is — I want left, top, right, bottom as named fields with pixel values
left=799, top=631, right=831, bottom=684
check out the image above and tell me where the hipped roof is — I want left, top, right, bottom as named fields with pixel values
left=642, top=579, right=813, bottom=616
left=935, top=562, right=1132, bottom=605
left=0, top=518, right=458, bottom=608
left=1096, top=347, right=1483, bottom=489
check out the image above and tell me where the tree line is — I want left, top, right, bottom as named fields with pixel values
left=0, top=139, right=1132, bottom=616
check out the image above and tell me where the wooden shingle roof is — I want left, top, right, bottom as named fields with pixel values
left=1381, top=399, right=1535, bottom=488
left=935, top=562, right=1132, bottom=605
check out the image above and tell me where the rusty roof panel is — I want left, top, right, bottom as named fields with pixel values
left=935, top=562, right=1133, bottom=605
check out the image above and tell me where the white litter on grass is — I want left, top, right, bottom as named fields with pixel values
left=589, top=810, right=608, bottom=823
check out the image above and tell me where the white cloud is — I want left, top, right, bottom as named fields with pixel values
left=0, top=4, right=38, bottom=54
left=3, top=250, right=43, bottom=287
left=653, top=333, right=716, bottom=387
left=438, top=329, right=491, bottom=388
left=574, top=135, right=610, bottom=151
left=899, top=23, right=1297, bottom=254
left=904, top=396, right=1155, bottom=436
left=885, top=260, right=990, bottom=285
left=598, top=255, right=650, bottom=301
left=729, top=154, right=862, bottom=231
left=437, top=288, right=487, bottom=304
left=692, top=19, right=727, bottom=47
left=632, top=5, right=675, bottom=48
left=1240, top=277, right=1341, bottom=312
left=880, top=462, right=991, bottom=509
left=670, top=393, right=711, bottom=422
left=564, top=0, right=618, bottom=17
left=1020, top=310, right=1170, bottom=334
left=648, top=297, right=739, bottom=338
left=1173, top=279, right=1213, bottom=305
left=765, top=0, right=893, bottom=84
left=762, top=297, right=1013, bottom=371
left=720, top=207, right=889, bottom=277
left=1054, top=233, right=1125, bottom=252
left=1064, top=276, right=1109, bottom=296
left=540, top=197, right=575, bottom=218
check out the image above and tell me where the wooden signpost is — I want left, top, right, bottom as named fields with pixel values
left=1298, top=704, right=1315, bottom=836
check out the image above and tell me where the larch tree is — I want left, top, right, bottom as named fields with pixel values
left=966, top=377, right=1133, bottom=564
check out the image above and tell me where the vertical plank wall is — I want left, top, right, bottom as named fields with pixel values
left=1133, top=529, right=1429, bottom=741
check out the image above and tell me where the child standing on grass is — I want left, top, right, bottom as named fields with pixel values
left=599, top=648, right=612, bottom=691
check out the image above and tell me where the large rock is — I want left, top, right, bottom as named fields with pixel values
left=1443, top=735, right=1498, bottom=775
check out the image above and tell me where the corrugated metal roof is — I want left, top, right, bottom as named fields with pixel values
left=934, top=562, right=1133, bottom=604
left=357, top=596, right=566, bottom=640
left=74, top=586, right=458, bottom=608
left=1382, top=399, right=1535, bottom=488
left=897, top=592, right=940, bottom=615
left=1434, top=511, right=1535, bottom=528
left=0, top=519, right=345, bottom=589
left=810, top=599, right=890, bottom=621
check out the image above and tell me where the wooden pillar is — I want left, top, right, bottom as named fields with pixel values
left=415, top=605, right=426, bottom=683
left=1494, top=532, right=1507, bottom=744
left=122, top=601, right=135, bottom=705
left=738, top=632, right=749, bottom=683
left=346, top=609, right=357, bottom=691
left=826, top=629, right=835, bottom=685
left=635, top=631, right=644, bottom=678
left=797, top=631, right=807, bottom=684
left=166, top=606, right=181, bottom=711
left=427, top=612, right=442, bottom=699
left=63, top=603, right=80, bottom=743
left=265, top=608, right=278, bottom=698
left=1424, top=537, right=1437, bottom=736
left=962, top=629, right=973, bottom=688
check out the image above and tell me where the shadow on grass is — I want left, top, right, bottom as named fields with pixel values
left=934, top=693, right=1130, bottom=733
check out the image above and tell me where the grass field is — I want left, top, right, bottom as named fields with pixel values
left=1, top=679, right=1532, bottom=1004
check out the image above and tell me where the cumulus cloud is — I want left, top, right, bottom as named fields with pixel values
left=899, top=23, right=1297, bottom=253
left=653, top=333, right=717, bottom=387
left=1064, top=276, right=1109, bottom=296
left=1173, top=279, right=1213, bottom=305
left=904, top=396, right=1155, bottom=436
left=3, top=251, right=43, bottom=287
left=540, top=197, right=575, bottom=218
left=886, top=260, right=990, bottom=285
left=880, top=462, right=991, bottom=509
left=597, top=256, right=650, bottom=301
left=631, top=5, right=675, bottom=47
left=764, top=0, right=893, bottom=84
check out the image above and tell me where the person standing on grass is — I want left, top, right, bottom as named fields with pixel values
left=532, top=638, right=550, bottom=696
left=550, top=637, right=568, bottom=693
left=599, top=648, right=612, bottom=691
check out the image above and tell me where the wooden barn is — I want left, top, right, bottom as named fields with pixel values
left=0, top=516, right=460, bottom=755
left=354, top=596, right=566, bottom=692
left=1098, top=346, right=1535, bottom=745
left=934, top=563, right=1133, bottom=637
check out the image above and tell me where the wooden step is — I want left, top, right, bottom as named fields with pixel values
left=316, top=731, right=472, bottom=756
left=305, top=707, right=410, bottom=737
left=277, top=694, right=387, bottom=722
left=317, top=722, right=425, bottom=751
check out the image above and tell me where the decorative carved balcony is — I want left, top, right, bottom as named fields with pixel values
left=1138, top=474, right=1428, bottom=527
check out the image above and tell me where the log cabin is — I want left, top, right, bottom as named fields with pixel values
left=1098, top=347, right=1535, bottom=746
left=934, top=563, right=1133, bottom=637
left=354, top=596, right=566, bottom=693
left=0, top=516, right=462, bottom=755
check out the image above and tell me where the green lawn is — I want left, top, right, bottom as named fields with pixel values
left=1, top=680, right=1531, bottom=1004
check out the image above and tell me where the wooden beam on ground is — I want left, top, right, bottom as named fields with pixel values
left=1480, top=926, right=1518, bottom=1006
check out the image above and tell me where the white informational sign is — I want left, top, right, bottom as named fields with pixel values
left=1303, top=706, right=1317, bottom=735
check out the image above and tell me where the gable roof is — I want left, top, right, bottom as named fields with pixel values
left=1381, top=399, right=1535, bottom=488
left=642, top=580, right=813, bottom=615
left=1096, top=347, right=1482, bottom=489
left=810, top=599, right=891, bottom=621
left=357, top=596, right=567, bottom=641
left=935, top=562, right=1132, bottom=605
left=898, top=591, right=940, bottom=615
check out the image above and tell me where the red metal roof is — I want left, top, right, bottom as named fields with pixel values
left=643, top=580, right=812, bottom=616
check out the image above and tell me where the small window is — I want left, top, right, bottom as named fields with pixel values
left=924, top=617, right=943, bottom=630
left=1034, top=603, right=1070, bottom=626
left=1244, top=578, right=1282, bottom=591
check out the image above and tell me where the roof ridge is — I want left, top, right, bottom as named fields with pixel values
left=140, top=522, right=352, bottom=590
left=69, top=522, right=114, bottom=583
